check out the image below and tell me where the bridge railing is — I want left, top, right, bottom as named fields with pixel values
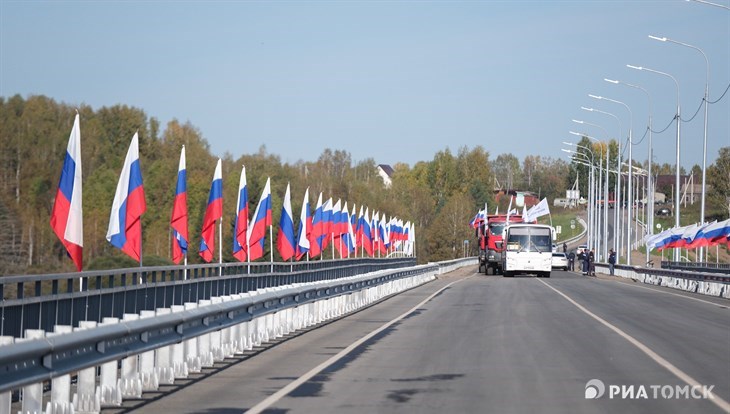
left=594, top=262, right=730, bottom=298
left=0, top=258, right=415, bottom=339
left=660, top=261, right=730, bottom=274
left=0, top=257, right=476, bottom=413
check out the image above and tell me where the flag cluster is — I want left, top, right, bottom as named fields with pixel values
left=49, top=115, right=416, bottom=270
left=645, top=219, right=730, bottom=252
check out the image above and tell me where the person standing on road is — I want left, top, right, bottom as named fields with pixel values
left=562, top=242, right=567, bottom=253
left=568, top=250, right=575, bottom=271
left=579, top=249, right=587, bottom=275
left=608, top=248, right=616, bottom=276
left=588, top=249, right=596, bottom=276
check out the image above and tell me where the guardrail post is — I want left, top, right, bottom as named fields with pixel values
left=119, top=314, right=142, bottom=399
left=170, top=305, right=188, bottom=379
left=183, top=303, right=202, bottom=373
left=18, top=329, right=46, bottom=414
left=0, top=337, right=13, bottom=414
left=138, top=311, right=159, bottom=392
left=72, top=321, right=100, bottom=414
left=209, top=298, right=224, bottom=362
left=219, top=296, right=235, bottom=359
left=154, top=308, right=175, bottom=385
left=47, top=325, right=73, bottom=414
left=98, top=318, right=122, bottom=407
left=196, top=300, right=214, bottom=368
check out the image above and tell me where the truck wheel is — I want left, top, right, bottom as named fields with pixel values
left=486, top=266, right=493, bottom=276
left=479, top=263, right=485, bottom=274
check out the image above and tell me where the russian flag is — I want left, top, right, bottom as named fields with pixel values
left=355, top=205, right=364, bottom=248
left=334, top=201, right=348, bottom=258
left=247, top=177, right=272, bottom=261
left=693, top=219, right=730, bottom=247
left=361, top=208, right=374, bottom=256
left=50, top=113, right=83, bottom=271
left=170, top=146, right=188, bottom=264
left=199, top=159, right=223, bottom=263
left=320, top=198, right=333, bottom=251
left=232, top=166, right=248, bottom=262
left=296, top=188, right=311, bottom=260
left=346, top=205, right=357, bottom=255
left=276, top=183, right=296, bottom=261
left=309, top=193, right=324, bottom=258
left=106, top=132, right=146, bottom=262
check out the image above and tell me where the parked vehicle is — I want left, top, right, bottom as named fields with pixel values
left=551, top=252, right=569, bottom=271
left=656, top=207, right=672, bottom=217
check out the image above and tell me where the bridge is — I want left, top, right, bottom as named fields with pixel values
left=0, top=255, right=728, bottom=414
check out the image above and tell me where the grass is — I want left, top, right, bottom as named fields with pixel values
left=536, top=208, right=583, bottom=242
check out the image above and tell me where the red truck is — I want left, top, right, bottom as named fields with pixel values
left=477, top=214, right=527, bottom=275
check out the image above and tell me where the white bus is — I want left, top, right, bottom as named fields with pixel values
left=502, top=224, right=553, bottom=278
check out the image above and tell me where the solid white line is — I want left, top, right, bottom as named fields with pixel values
left=245, top=274, right=474, bottom=414
left=595, top=276, right=728, bottom=309
left=536, top=278, right=730, bottom=413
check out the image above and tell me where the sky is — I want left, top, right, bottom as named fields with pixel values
left=1, top=0, right=728, bottom=171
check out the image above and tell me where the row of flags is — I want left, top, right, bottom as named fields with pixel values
left=49, top=115, right=415, bottom=271
left=469, top=197, right=551, bottom=228
left=645, top=219, right=730, bottom=251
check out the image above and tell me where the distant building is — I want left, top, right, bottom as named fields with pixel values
left=377, top=164, right=395, bottom=188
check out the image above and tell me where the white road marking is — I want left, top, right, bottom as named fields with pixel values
left=595, top=276, right=728, bottom=309
left=245, top=274, right=474, bottom=414
left=537, top=278, right=730, bottom=413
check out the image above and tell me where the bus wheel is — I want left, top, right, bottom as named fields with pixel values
left=503, top=271, right=513, bottom=277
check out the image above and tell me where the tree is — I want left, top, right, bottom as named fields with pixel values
left=707, top=147, right=730, bottom=217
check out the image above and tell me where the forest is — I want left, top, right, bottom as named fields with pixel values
left=1, top=94, right=727, bottom=275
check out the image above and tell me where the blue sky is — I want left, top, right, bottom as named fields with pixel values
left=1, top=1, right=728, bottom=170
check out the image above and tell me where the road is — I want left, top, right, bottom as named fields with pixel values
left=116, top=267, right=730, bottom=414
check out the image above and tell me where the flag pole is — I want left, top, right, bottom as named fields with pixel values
left=332, top=233, right=335, bottom=260
left=269, top=224, right=273, bottom=272
left=218, top=218, right=223, bottom=276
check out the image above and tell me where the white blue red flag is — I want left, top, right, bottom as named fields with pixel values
left=309, top=192, right=324, bottom=258
left=296, top=188, right=311, bottom=260
left=361, top=208, right=373, bottom=256
left=50, top=113, right=83, bottom=271
left=170, top=145, right=188, bottom=264
left=107, top=132, right=146, bottom=262
left=276, top=183, right=296, bottom=261
left=321, top=197, right=333, bottom=251
left=199, top=159, right=222, bottom=263
left=247, top=177, right=272, bottom=261
left=233, top=166, right=249, bottom=262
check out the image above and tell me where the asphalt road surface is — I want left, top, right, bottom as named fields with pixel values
left=117, top=267, right=730, bottom=414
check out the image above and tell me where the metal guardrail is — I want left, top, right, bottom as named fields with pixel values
left=0, top=258, right=476, bottom=395
left=0, top=258, right=416, bottom=339
left=660, top=261, right=730, bottom=275
left=595, top=263, right=730, bottom=284
left=0, top=257, right=412, bottom=300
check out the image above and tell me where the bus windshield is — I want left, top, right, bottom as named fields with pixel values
left=507, top=227, right=552, bottom=253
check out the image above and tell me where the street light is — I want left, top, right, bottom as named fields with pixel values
left=573, top=120, right=612, bottom=261
left=627, top=64, right=681, bottom=262
left=649, top=35, right=710, bottom=263
left=563, top=147, right=596, bottom=252
left=570, top=130, right=609, bottom=261
left=605, top=77, right=654, bottom=265
left=589, top=94, right=634, bottom=265
left=582, top=106, right=624, bottom=259
left=686, top=0, right=730, bottom=10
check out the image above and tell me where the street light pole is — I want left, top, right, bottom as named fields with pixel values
left=582, top=106, right=624, bottom=261
left=649, top=35, right=710, bottom=263
left=573, top=120, right=611, bottom=262
left=563, top=146, right=595, bottom=252
left=589, top=94, right=634, bottom=265
left=605, top=78, right=653, bottom=266
left=628, top=64, right=681, bottom=262
left=570, top=131, right=604, bottom=261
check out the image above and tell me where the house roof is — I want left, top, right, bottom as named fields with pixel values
left=378, top=164, right=395, bottom=177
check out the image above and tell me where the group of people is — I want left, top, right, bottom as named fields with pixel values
left=565, top=246, right=617, bottom=276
